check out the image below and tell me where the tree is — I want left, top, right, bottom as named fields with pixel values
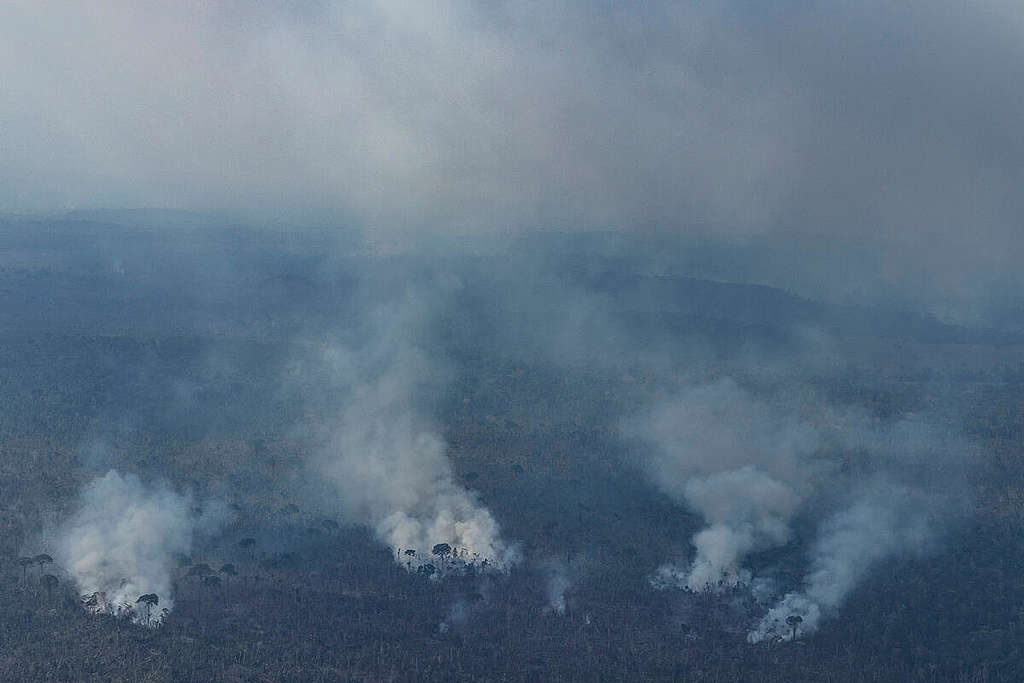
left=41, top=574, right=58, bottom=597
left=17, top=557, right=34, bottom=582
left=33, top=554, right=54, bottom=577
left=238, top=537, right=256, bottom=557
left=188, top=563, right=214, bottom=580
left=136, top=593, right=159, bottom=624
left=404, top=549, right=416, bottom=571
left=786, top=614, right=803, bottom=641
left=432, top=543, right=452, bottom=572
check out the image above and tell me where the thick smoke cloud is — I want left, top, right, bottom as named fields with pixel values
left=3, top=0, right=1024, bottom=316
left=308, top=294, right=516, bottom=570
left=0, top=1, right=790, bottom=232
left=50, top=470, right=228, bottom=623
left=749, top=482, right=936, bottom=642
left=627, top=374, right=967, bottom=638
left=1, top=0, right=1012, bottom=648
left=626, top=379, right=819, bottom=590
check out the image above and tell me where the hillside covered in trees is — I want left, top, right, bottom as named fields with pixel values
left=1, top=215, right=1021, bottom=681
left=4, top=2, right=1024, bottom=679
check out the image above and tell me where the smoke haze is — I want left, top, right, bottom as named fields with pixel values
left=628, top=379, right=817, bottom=590
left=306, top=294, right=516, bottom=570
left=49, top=470, right=228, bottom=623
left=625, top=370, right=969, bottom=637
left=0, top=1, right=1021, bottom=677
left=3, top=1, right=1024, bottom=317
left=749, top=482, right=937, bottom=642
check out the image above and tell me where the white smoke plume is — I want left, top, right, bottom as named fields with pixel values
left=624, top=378, right=820, bottom=590
left=748, top=482, right=935, bottom=642
left=628, top=374, right=965, bottom=639
left=543, top=562, right=572, bottom=615
left=312, top=300, right=515, bottom=572
left=51, top=470, right=225, bottom=624
left=749, top=475, right=946, bottom=643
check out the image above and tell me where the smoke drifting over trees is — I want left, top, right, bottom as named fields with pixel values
left=628, top=379, right=817, bottom=591
left=1, top=0, right=1023, bottom=679
left=625, top=371, right=968, bottom=637
left=0, top=212, right=1016, bottom=679
left=309, top=299, right=516, bottom=569
left=749, top=482, right=938, bottom=642
left=48, top=471, right=229, bottom=623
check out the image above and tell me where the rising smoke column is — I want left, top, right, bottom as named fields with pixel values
left=628, top=375, right=966, bottom=638
left=746, top=486, right=929, bottom=641
left=545, top=563, right=572, bottom=615
left=625, top=378, right=821, bottom=590
left=51, top=470, right=223, bottom=623
left=311, top=298, right=515, bottom=571
left=748, top=423, right=961, bottom=641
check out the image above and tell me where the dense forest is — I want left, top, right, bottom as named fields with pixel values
left=4, top=2, right=1024, bottom=679
left=0, top=215, right=1021, bottom=681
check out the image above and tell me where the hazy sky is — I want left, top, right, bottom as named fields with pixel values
left=2, top=1, right=1022, bottom=303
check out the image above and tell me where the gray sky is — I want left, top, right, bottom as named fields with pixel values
left=2, top=1, right=1022, bottom=310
